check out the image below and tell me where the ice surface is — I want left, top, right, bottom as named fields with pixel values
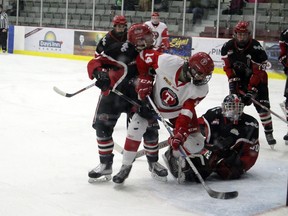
left=0, top=54, right=287, bottom=216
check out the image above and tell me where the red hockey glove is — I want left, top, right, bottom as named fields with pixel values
left=135, top=76, right=153, bottom=100
left=168, top=129, right=188, bottom=150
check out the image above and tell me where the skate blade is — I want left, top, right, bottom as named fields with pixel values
left=151, top=172, right=168, bottom=182
left=269, top=144, right=275, bottom=150
left=88, top=175, right=112, bottom=183
left=285, top=140, right=288, bottom=145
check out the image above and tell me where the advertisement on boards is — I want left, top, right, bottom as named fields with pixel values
left=24, top=27, right=74, bottom=54
left=263, top=42, right=283, bottom=73
left=73, top=31, right=107, bottom=56
left=165, top=35, right=192, bottom=59
left=191, top=37, right=229, bottom=68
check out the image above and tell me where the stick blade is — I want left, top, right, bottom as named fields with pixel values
left=208, top=189, right=238, bottom=199
left=53, top=86, right=67, bottom=96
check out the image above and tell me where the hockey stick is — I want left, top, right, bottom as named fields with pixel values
left=147, top=96, right=238, bottom=200
left=239, top=90, right=288, bottom=124
left=53, top=83, right=95, bottom=98
left=114, top=140, right=169, bottom=159
left=53, top=83, right=175, bottom=128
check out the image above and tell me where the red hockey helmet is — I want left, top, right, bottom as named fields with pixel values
left=222, top=94, right=244, bottom=123
left=186, top=52, right=214, bottom=86
left=128, top=23, right=154, bottom=51
left=234, top=21, right=251, bottom=48
left=234, top=21, right=250, bottom=34
left=112, top=15, right=127, bottom=26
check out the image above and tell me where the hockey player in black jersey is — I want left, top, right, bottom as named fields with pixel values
left=221, top=20, right=276, bottom=147
left=279, top=28, right=288, bottom=145
left=87, top=15, right=167, bottom=182
left=163, top=94, right=260, bottom=182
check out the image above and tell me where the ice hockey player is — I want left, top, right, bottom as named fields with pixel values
left=279, top=28, right=288, bottom=145
left=221, top=20, right=276, bottom=148
left=163, top=94, right=260, bottom=182
left=144, top=12, right=170, bottom=52
left=112, top=23, right=214, bottom=184
left=87, top=16, right=165, bottom=182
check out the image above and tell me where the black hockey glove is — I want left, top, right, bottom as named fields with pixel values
left=138, top=101, right=156, bottom=120
left=279, top=55, right=288, bottom=67
left=93, top=68, right=110, bottom=91
left=206, top=136, right=234, bottom=152
left=242, top=88, right=257, bottom=106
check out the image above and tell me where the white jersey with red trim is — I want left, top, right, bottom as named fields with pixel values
left=144, top=21, right=169, bottom=51
left=137, top=50, right=209, bottom=119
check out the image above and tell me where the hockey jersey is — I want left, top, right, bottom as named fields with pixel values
left=137, top=50, right=208, bottom=120
left=144, top=21, right=170, bottom=51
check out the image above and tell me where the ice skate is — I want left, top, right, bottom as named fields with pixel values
left=112, top=164, right=132, bottom=184
left=162, top=149, right=185, bottom=183
left=88, top=154, right=113, bottom=183
left=265, top=133, right=276, bottom=149
left=148, top=161, right=168, bottom=182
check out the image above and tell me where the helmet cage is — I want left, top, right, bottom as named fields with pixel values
left=189, top=67, right=212, bottom=86
left=222, top=94, right=244, bottom=122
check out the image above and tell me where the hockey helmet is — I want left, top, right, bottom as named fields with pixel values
left=234, top=21, right=251, bottom=48
left=112, top=15, right=127, bottom=26
left=222, top=94, right=244, bottom=123
left=184, top=52, right=214, bottom=86
left=128, top=23, right=154, bottom=51
left=151, top=12, right=160, bottom=25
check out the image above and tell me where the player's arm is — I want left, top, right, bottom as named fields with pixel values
left=87, top=55, right=127, bottom=95
left=161, top=27, right=170, bottom=50
left=169, top=98, right=204, bottom=150
left=279, top=30, right=288, bottom=69
left=221, top=42, right=240, bottom=94
left=135, top=50, right=160, bottom=100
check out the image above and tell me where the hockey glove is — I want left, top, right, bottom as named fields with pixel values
left=138, top=101, right=156, bottom=120
left=242, top=88, right=257, bottom=106
left=279, top=55, right=288, bottom=67
left=93, top=68, right=110, bottom=91
left=136, top=76, right=153, bottom=100
left=168, top=129, right=189, bottom=150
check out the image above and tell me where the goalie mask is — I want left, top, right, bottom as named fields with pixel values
left=182, top=52, right=214, bottom=86
left=222, top=94, right=244, bottom=123
left=128, top=23, right=154, bottom=51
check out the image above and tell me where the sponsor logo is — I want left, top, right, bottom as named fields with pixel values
left=39, top=31, right=63, bottom=51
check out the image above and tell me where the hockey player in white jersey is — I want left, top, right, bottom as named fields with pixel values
left=112, top=23, right=214, bottom=184
left=144, top=12, right=170, bottom=52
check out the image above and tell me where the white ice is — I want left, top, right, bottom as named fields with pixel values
left=0, top=54, right=287, bottom=216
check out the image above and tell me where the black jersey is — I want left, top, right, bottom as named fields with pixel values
left=200, top=106, right=259, bottom=146
left=96, top=30, right=127, bottom=54
left=280, top=29, right=288, bottom=44
left=221, top=38, right=267, bottom=85
left=100, top=41, right=139, bottom=81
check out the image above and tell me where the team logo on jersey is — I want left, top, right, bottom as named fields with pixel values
left=230, top=128, right=239, bottom=136
left=160, top=88, right=179, bottom=107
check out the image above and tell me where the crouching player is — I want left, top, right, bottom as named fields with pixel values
left=163, top=94, right=260, bottom=182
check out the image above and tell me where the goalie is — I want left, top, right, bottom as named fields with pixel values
left=163, top=94, right=260, bottom=182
